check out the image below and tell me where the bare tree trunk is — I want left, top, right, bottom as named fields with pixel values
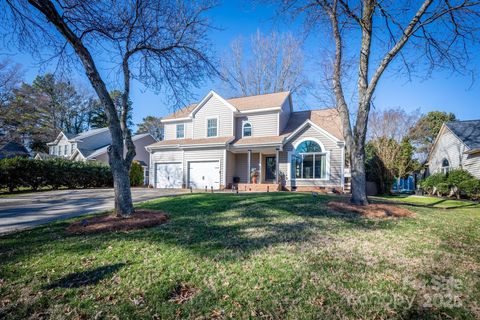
left=350, top=144, right=368, bottom=205
left=28, top=0, right=134, bottom=216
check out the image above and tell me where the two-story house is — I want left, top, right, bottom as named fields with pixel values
left=146, top=91, right=347, bottom=192
left=44, top=127, right=157, bottom=183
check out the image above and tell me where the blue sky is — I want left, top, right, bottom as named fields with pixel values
left=3, top=0, right=480, bottom=128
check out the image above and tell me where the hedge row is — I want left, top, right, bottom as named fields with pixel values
left=0, top=157, right=113, bottom=192
left=420, top=169, right=480, bottom=200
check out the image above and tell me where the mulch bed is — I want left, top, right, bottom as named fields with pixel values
left=66, top=209, right=168, bottom=235
left=327, top=201, right=414, bottom=218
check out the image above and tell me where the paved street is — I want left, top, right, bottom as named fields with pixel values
left=0, top=188, right=186, bottom=234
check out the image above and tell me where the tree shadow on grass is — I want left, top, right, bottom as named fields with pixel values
left=43, top=263, right=126, bottom=289
left=1, top=193, right=401, bottom=265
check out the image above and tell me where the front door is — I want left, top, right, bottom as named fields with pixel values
left=265, top=156, right=276, bottom=181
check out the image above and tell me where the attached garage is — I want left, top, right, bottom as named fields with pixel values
left=188, top=160, right=221, bottom=190
left=155, top=162, right=183, bottom=188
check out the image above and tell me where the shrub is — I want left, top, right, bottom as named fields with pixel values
left=0, top=157, right=113, bottom=192
left=446, top=169, right=475, bottom=198
left=420, top=173, right=446, bottom=195
left=130, top=161, right=144, bottom=186
left=459, top=179, right=480, bottom=200
left=435, top=182, right=450, bottom=196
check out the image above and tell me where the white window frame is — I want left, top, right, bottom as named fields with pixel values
left=64, top=144, right=68, bottom=156
left=242, top=121, right=252, bottom=137
left=176, top=123, right=185, bottom=139
left=206, top=117, right=218, bottom=138
left=441, top=158, right=450, bottom=174
left=291, top=138, right=330, bottom=181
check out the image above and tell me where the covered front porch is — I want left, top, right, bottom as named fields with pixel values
left=228, top=145, right=284, bottom=191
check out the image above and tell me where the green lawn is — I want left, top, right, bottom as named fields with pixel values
left=372, top=194, right=480, bottom=209
left=1, top=193, right=479, bottom=319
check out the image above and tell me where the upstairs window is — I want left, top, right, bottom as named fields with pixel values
left=243, top=122, right=252, bottom=137
left=207, top=118, right=218, bottom=137
left=64, top=145, right=68, bottom=155
left=176, top=124, right=185, bottom=139
left=58, top=145, right=62, bottom=156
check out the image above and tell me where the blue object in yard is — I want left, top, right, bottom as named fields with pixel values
left=392, top=175, right=415, bottom=193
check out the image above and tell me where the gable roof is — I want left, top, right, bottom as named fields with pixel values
left=0, top=141, right=30, bottom=159
left=71, top=127, right=110, bottom=141
left=445, top=120, right=480, bottom=150
left=282, top=108, right=344, bottom=141
left=162, top=91, right=291, bottom=120
left=84, top=133, right=155, bottom=160
left=147, top=136, right=235, bottom=150
left=48, top=127, right=110, bottom=145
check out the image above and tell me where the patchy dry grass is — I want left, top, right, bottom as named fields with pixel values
left=0, top=193, right=479, bottom=319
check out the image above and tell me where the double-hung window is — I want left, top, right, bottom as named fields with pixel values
left=176, top=124, right=185, bottom=139
left=207, top=118, right=218, bottom=137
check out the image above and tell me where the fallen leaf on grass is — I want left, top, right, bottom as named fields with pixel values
left=169, top=283, right=198, bottom=304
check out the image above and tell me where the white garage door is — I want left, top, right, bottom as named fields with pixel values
left=188, top=161, right=220, bottom=190
left=155, top=163, right=182, bottom=188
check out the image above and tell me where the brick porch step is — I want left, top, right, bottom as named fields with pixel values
left=234, top=183, right=281, bottom=192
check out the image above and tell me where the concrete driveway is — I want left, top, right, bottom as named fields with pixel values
left=0, top=188, right=187, bottom=235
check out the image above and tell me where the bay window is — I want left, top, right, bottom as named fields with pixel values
left=291, top=140, right=328, bottom=179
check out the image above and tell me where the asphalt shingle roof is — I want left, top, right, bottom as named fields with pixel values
left=163, top=91, right=291, bottom=120
left=446, top=120, right=480, bottom=150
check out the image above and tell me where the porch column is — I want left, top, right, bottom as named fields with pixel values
left=247, top=149, right=252, bottom=183
left=275, top=148, right=280, bottom=184
left=258, top=152, right=262, bottom=184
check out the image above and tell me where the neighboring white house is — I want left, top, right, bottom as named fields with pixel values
left=146, top=90, right=348, bottom=191
left=427, top=120, right=480, bottom=179
left=42, top=128, right=157, bottom=184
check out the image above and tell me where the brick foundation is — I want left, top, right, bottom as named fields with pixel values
left=233, top=183, right=282, bottom=192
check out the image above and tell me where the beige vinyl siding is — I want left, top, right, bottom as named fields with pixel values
left=51, top=134, right=71, bottom=157
left=283, top=125, right=343, bottom=187
left=183, top=148, right=226, bottom=187
left=429, top=128, right=480, bottom=178
left=149, top=150, right=183, bottom=187
left=278, top=151, right=289, bottom=185
left=193, top=95, right=233, bottom=138
left=226, top=151, right=236, bottom=187
left=163, top=121, right=193, bottom=140
left=279, top=98, right=291, bottom=133
left=235, top=112, right=279, bottom=138
left=234, top=153, right=260, bottom=183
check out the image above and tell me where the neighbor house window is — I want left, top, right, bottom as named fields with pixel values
left=58, top=145, right=62, bottom=156
left=243, top=122, right=252, bottom=137
left=291, top=140, right=327, bottom=179
left=176, top=124, right=185, bottom=139
left=207, top=118, right=218, bottom=137
left=441, top=158, right=450, bottom=174
left=64, top=145, right=68, bottom=156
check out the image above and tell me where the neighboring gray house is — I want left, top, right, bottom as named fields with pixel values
left=0, top=141, right=30, bottom=159
left=146, top=90, right=348, bottom=191
left=44, top=128, right=157, bottom=183
left=427, top=120, right=480, bottom=179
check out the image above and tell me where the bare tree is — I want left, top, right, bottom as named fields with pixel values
left=0, top=59, right=23, bottom=107
left=278, top=0, right=480, bottom=204
left=2, top=0, right=218, bottom=216
left=221, top=30, right=309, bottom=96
left=368, top=108, right=420, bottom=142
